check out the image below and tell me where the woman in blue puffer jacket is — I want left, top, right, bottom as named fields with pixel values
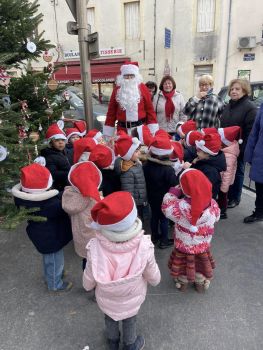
left=244, top=103, right=263, bottom=223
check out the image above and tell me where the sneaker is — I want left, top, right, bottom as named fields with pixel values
left=227, top=200, right=239, bottom=209
left=52, top=281, right=73, bottom=292
left=244, top=211, right=263, bottom=224
left=123, top=335, right=145, bottom=350
left=158, top=240, right=174, bottom=249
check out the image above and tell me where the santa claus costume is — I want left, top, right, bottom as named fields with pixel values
left=103, top=62, right=159, bottom=138
left=162, top=169, right=220, bottom=292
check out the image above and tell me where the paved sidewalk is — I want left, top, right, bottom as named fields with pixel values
left=0, top=190, right=262, bottom=350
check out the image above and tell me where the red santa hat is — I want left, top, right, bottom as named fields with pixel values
left=201, top=127, right=218, bottom=135
left=90, top=191, right=138, bottom=239
left=21, top=163, right=53, bottom=193
left=86, top=129, right=103, bottom=141
left=73, top=137, right=97, bottom=164
left=45, top=123, right=67, bottom=141
left=195, top=133, right=222, bottom=155
left=114, top=134, right=141, bottom=161
left=177, top=120, right=197, bottom=136
left=89, top=144, right=115, bottom=169
left=120, top=61, right=139, bottom=76
left=136, top=125, right=154, bottom=146
left=170, top=141, right=184, bottom=162
left=155, top=129, right=172, bottom=139
left=74, top=120, right=87, bottom=136
left=68, top=161, right=102, bottom=201
left=179, top=169, right=212, bottom=232
left=65, top=128, right=82, bottom=141
left=218, top=126, right=243, bottom=146
left=185, top=130, right=203, bottom=147
left=149, top=136, right=173, bottom=156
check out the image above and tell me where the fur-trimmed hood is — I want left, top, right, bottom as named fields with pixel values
left=146, top=155, right=173, bottom=166
left=11, top=183, right=59, bottom=201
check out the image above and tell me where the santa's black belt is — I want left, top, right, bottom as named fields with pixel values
left=118, top=118, right=146, bottom=129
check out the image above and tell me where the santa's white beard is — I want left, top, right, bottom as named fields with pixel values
left=116, top=76, right=142, bottom=112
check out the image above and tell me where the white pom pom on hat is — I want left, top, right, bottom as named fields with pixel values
left=218, top=126, right=243, bottom=146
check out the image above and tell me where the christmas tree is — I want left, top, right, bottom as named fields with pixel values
left=0, top=0, right=67, bottom=228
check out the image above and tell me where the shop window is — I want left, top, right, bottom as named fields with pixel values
left=197, top=0, right=215, bottom=33
left=124, top=1, right=140, bottom=39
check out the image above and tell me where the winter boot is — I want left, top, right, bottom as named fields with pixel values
left=174, top=277, right=188, bottom=292
left=220, top=209, right=228, bottom=219
left=244, top=211, right=263, bottom=223
left=123, top=335, right=145, bottom=350
left=194, top=273, right=210, bottom=293
left=194, top=282, right=205, bottom=293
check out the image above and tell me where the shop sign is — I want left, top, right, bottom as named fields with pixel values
left=99, top=47, right=125, bottom=56
left=64, top=50, right=80, bottom=60
left=92, top=77, right=115, bottom=83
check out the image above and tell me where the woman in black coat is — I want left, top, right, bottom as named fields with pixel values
left=220, top=79, right=257, bottom=208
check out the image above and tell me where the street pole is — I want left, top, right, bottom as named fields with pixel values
left=76, top=0, right=93, bottom=129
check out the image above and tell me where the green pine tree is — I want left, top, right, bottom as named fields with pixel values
left=0, top=0, right=52, bottom=67
left=0, top=0, right=68, bottom=229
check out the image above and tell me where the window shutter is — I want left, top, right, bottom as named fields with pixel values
left=197, top=0, right=215, bottom=33
left=124, top=1, right=140, bottom=39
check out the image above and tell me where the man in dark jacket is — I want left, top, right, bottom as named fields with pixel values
left=220, top=79, right=257, bottom=208
left=41, top=123, right=72, bottom=191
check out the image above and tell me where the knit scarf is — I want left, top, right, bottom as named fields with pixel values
left=163, top=90, right=175, bottom=121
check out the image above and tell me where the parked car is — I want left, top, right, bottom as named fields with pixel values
left=218, top=81, right=263, bottom=108
left=92, top=92, right=110, bottom=104
left=56, top=87, right=108, bottom=130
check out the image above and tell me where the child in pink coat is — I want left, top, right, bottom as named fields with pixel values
left=162, top=169, right=220, bottom=292
left=62, top=161, right=102, bottom=270
left=83, top=191, right=161, bottom=350
left=217, top=126, right=241, bottom=219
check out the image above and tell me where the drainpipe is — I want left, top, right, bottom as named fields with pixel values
left=171, top=0, right=176, bottom=75
left=223, top=0, right=232, bottom=86
left=153, top=0, right=156, bottom=76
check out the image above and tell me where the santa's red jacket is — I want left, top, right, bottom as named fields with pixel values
left=103, top=83, right=159, bottom=137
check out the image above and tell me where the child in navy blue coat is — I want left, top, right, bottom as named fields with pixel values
left=143, top=136, right=178, bottom=248
left=183, top=133, right=227, bottom=199
left=12, top=163, right=72, bottom=292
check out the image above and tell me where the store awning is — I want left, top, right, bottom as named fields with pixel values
left=53, top=57, right=131, bottom=83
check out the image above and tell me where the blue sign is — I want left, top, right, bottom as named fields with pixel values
left=164, top=28, right=171, bottom=48
left=243, top=53, right=255, bottom=61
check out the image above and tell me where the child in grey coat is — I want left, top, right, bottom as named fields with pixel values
left=114, top=134, right=147, bottom=220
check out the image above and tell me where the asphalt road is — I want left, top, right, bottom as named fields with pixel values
left=0, top=189, right=262, bottom=350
